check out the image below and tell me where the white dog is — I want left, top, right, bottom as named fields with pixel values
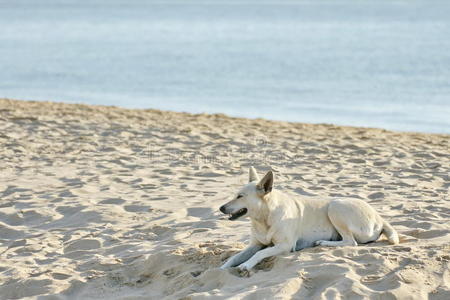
left=219, top=167, right=399, bottom=274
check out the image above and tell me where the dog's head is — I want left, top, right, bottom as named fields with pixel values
left=219, top=167, right=273, bottom=221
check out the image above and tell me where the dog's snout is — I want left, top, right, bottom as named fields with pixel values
left=219, top=205, right=226, bottom=213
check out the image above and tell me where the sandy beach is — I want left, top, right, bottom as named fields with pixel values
left=0, top=98, right=449, bottom=299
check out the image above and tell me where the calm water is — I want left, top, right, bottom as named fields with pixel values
left=1, top=0, right=449, bottom=133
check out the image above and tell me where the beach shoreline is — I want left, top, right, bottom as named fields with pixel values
left=0, top=98, right=449, bottom=299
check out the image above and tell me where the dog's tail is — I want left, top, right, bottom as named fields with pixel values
left=382, top=220, right=399, bottom=244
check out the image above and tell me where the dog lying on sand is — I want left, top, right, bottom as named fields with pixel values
left=219, top=167, right=399, bottom=275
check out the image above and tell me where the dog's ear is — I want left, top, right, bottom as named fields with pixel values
left=249, top=166, right=259, bottom=182
left=257, top=170, right=273, bottom=194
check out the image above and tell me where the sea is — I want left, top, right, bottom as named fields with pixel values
left=1, top=0, right=449, bottom=134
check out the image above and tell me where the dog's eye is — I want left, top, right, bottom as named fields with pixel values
left=237, top=194, right=243, bottom=199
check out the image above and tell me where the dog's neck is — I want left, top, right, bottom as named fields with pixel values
left=250, top=192, right=273, bottom=225
left=249, top=192, right=277, bottom=245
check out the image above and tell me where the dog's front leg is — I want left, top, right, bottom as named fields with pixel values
left=237, top=243, right=291, bottom=272
left=220, top=244, right=264, bottom=269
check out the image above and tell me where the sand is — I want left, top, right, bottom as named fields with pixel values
left=0, top=98, right=449, bottom=300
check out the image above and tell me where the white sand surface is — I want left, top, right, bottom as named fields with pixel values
left=0, top=99, right=449, bottom=299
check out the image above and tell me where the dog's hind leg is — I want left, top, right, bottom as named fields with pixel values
left=314, top=229, right=357, bottom=247
left=314, top=202, right=358, bottom=247
left=220, top=244, right=264, bottom=269
left=293, top=239, right=315, bottom=251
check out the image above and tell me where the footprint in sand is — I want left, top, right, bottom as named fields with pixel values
left=65, top=238, right=101, bottom=252
left=0, top=278, right=53, bottom=299
left=1, top=186, right=32, bottom=198
left=187, top=207, right=213, bottom=218
left=63, top=238, right=101, bottom=259
left=51, top=272, right=72, bottom=280
left=58, top=189, right=77, bottom=198
left=124, top=204, right=152, bottom=212
left=347, top=158, right=366, bottom=164
left=103, top=244, right=137, bottom=256
left=0, top=222, right=24, bottom=240
left=402, top=229, right=449, bottom=240
left=368, top=192, right=385, bottom=200
left=150, top=196, right=169, bottom=201
left=0, top=208, right=24, bottom=226
left=373, top=160, right=390, bottom=166
left=99, top=197, right=125, bottom=205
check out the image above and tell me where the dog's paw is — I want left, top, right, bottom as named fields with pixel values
left=229, top=266, right=252, bottom=277
left=237, top=267, right=252, bottom=277
left=314, top=240, right=326, bottom=246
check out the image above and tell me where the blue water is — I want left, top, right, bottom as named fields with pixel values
left=1, top=0, right=449, bottom=133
